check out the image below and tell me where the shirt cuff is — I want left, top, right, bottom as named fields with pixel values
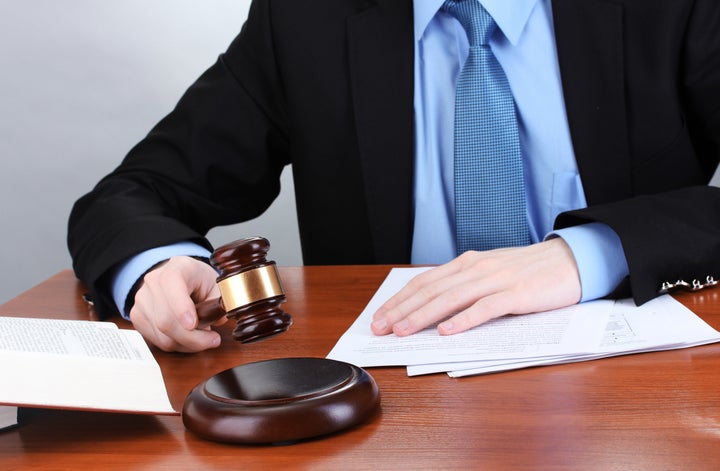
left=111, top=242, right=212, bottom=319
left=546, top=222, right=629, bottom=302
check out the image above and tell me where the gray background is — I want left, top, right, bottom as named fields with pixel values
left=0, top=0, right=301, bottom=305
left=1, top=1, right=718, bottom=305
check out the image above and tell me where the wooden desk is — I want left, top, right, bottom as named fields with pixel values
left=1, top=267, right=719, bottom=470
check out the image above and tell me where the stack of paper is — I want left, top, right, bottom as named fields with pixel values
left=327, top=268, right=720, bottom=377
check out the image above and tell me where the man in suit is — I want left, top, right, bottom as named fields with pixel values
left=68, top=0, right=720, bottom=352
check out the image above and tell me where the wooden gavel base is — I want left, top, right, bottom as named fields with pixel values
left=182, top=358, right=380, bottom=444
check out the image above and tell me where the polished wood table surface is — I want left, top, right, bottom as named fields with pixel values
left=1, top=266, right=719, bottom=470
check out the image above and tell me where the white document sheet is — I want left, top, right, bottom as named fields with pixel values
left=326, top=268, right=720, bottom=377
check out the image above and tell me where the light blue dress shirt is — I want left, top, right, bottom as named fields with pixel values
left=411, top=0, right=628, bottom=295
left=112, top=0, right=629, bottom=319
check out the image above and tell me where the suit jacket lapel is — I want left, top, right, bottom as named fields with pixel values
left=347, top=0, right=416, bottom=262
left=344, top=0, right=630, bottom=259
left=552, top=0, right=633, bottom=205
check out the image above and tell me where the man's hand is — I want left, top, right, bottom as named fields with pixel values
left=129, top=256, right=227, bottom=352
left=371, top=238, right=582, bottom=337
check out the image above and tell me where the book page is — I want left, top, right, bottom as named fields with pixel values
left=0, top=317, right=176, bottom=414
left=0, top=317, right=146, bottom=360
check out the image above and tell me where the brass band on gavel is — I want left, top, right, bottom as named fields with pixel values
left=216, top=264, right=285, bottom=313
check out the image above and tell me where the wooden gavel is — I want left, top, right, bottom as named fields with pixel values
left=195, top=237, right=292, bottom=343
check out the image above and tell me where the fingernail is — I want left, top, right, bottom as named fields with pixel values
left=371, top=319, right=387, bottom=332
left=438, top=321, right=454, bottom=334
left=182, top=311, right=196, bottom=330
left=394, top=319, right=409, bottom=334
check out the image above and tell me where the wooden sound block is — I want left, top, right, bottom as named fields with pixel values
left=182, top=358, right=380, bottom=444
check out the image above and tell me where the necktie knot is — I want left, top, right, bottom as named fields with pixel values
left=442, top=0, right=495, bottom=47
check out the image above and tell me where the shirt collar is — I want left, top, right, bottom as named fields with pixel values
left=414, top=0, right=539, bottom=45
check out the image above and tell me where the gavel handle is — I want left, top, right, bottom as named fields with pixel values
left=195, top=298, right=227, bottom=329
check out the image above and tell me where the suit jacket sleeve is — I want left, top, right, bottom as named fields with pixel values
left=550, top=0, right=720, bottom=305
left=556, top=186, right=720, bottom=304
left=67, top=0, right=291, bottom=317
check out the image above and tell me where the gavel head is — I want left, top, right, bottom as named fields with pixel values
left=209, top=237, right=292, bottom=343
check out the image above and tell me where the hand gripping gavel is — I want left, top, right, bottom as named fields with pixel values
left=195, top=237, right=292, bottom=343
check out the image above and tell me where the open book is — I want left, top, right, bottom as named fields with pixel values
left=0, top=316, right=176, bottom=415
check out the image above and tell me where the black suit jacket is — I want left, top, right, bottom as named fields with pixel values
left=68, top=0, right=720, bottom=318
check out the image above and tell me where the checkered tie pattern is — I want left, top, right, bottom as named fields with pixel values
left=443, top=0, right=530, bottom=254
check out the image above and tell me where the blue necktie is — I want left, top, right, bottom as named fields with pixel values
left=444, top=0, right=530, bottom=255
